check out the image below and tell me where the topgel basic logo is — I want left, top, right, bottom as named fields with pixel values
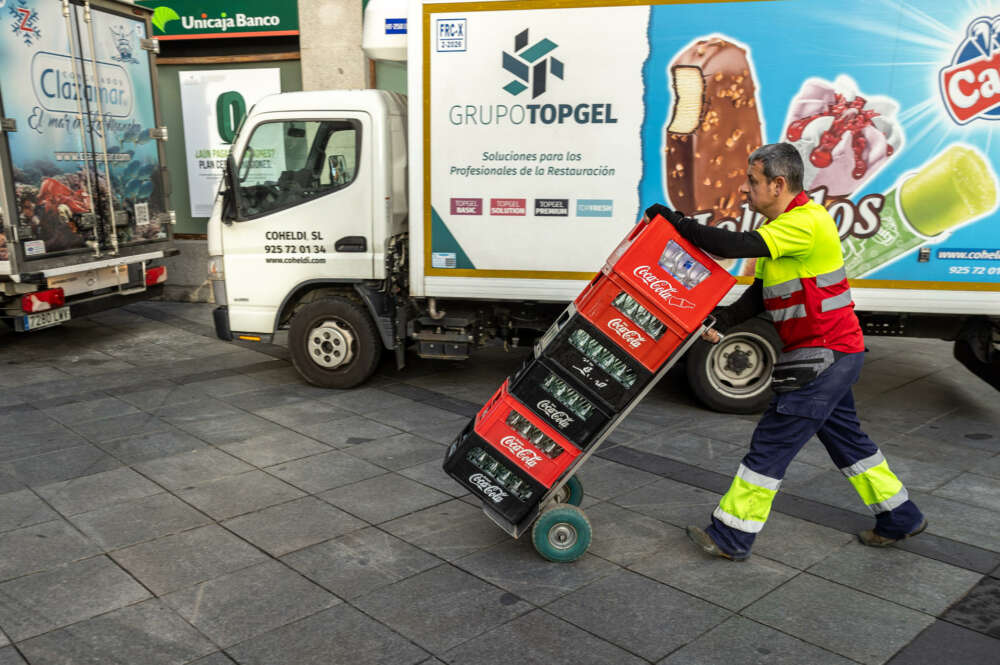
left=941, top=16, right=1000, bottom=124
left=502, top=28, right=564, bottom=99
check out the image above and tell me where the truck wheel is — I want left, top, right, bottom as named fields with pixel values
left=686, top=317, right=779, bottom=414
left=531, top=505, right=592, bottom=563
left=288, top=297, right=381, bottom=389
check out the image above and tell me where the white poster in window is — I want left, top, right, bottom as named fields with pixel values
left=179, top=68, right=281, bottom=217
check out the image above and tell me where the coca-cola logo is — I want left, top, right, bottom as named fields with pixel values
left=500, top=435, right=543, bottom=467
left=607, top=317, right=646, bottom=348
left=537, top=400, right=574, bottom=428
left=633, top=265, right=695, bottom=309
left=941, top=16, right=1000, bottom=125
left=469, top=473, right=508, bottom=503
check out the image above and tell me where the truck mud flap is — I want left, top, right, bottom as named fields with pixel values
left=213, top=306, right=233, bottom=341
left=954, top=338, right=1000, bottom=391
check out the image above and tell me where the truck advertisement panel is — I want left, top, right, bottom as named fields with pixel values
left=1, top=0, right=169, bottom=262
left=423, top=0, right=1000, bottom=291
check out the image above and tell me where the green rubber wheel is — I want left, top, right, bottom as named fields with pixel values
left=553, top=476, right=583, bottom=506
left=531, top=505, right=592, bottom=563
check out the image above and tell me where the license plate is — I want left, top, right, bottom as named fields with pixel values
left=23, top=307, right=71, bottom=331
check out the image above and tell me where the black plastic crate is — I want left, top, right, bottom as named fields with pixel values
left=443, top=422, right=548, bottom=524
left=536, top=312, right=653, bottom=411
left=508, top=357, right=613, bottom=450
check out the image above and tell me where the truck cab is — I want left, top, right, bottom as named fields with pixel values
left=208, top=90, right=409, bottom=386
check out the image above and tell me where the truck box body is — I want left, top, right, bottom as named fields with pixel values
left=207, top=0, right=1000, bottom=407
left=1, top=0, right=173, bottom=330
left=405, top=1, right=999, bottom=312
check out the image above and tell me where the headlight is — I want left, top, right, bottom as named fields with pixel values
left=207, top=255, right=225, bottom=281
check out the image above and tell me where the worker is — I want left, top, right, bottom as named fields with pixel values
left=644, top=142, right=926, bottom=561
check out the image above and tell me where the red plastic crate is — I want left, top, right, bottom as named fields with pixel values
left=575, top=271, right=687, bottom=372
left=600, top=215, right=735, bottom=332
left=473, top=379, right=580, bottom=487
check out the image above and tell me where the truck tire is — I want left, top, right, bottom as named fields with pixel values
left=288, top=297, right=381, bottom=389
left=685, top=317, right=780, bottom=414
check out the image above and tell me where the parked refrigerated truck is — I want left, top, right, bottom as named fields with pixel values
left=208, top=0, right=1000, bottom=412
left=0, top=0, right=174, bottom=333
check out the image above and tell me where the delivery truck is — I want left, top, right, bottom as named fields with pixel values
left=208, top=0, right=1000, bottom=413
left=0, top=0, right=175, bottom=333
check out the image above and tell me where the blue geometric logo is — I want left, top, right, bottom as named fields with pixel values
left=502, top=29, right=563, bottom=99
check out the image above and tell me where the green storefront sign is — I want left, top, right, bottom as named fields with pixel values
left=135, top=1, right=298, bottom=39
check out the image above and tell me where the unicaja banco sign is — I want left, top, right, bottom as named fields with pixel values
left=134, top=1, right=298, bottom=40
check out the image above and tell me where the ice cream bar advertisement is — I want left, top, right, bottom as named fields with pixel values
left=0, top=0, right=168, bottom=264
left=425, top=0, right=1000, bottom=289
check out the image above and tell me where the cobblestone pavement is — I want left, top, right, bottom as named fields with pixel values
left=0, top=301, right=997, bottom=665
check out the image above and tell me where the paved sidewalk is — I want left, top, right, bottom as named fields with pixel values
left=0, top=301, right=997, bottom=665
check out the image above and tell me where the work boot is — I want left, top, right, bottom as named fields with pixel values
left=858, top=519, right=928, bottom=547
left=686, top=526, right=749, bottom=562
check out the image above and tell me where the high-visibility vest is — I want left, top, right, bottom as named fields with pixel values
left=755, top=199, right=864, bottom=353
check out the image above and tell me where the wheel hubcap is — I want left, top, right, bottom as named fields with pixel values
left=548, top=522, right=578, bottom=550
left=306, top=319, right=356, bottom=369
left=708, top=333, right=774, bottom=398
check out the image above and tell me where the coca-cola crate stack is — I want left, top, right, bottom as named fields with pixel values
left=443, top=214, right=736, bottom=560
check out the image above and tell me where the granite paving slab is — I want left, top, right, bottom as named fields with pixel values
left=225, top=604, right=428, bottom=665
left=0, top=647, right=23, bottom=665
left=442, top=609, right=647, bottom=665
left=629, top=527, right=797, bottom=611
left=932, top=471, right=1000, bottom=513
left=319, top=473, right=451, bottom=524
left=69, top=492, right=212, bottom=551
left=0, top=519, right=101, bottom=581
left=398, top=459, right=469, bottom=498
left=750, top=512, right=855, bottom=570
left=112, top=383, right=208, bottom=412
left=110, top=524, right=269, bottom=595
left=904, top=492, right=1000, bottom=552
left=355, top=564, right=532, bottom=654
left=0, top=489, right=59, bottom=534
left=17, top=598, right=217, bottom=665
left=3, top=443, right=121, bottom=487
left=223, top=496, right=366, bottom=557
left=266, top=450, right=387, bottom=493
left=573, top=458, right=662, bottom=500
left=659, top=615, right=857, bottom=665
left=68, top=411, right=175, bottom=444
left=220, top=386, right=312, bottom=412
left=886, top=620, right=1000, bottom=664
left=171, top=412, right=288, bottom=446
left=0, top=555, right=150, bottom=642
left=940, top=576, right=1000, bottom=638
left=317, top=387, right=418, bottom=414
left=612, top=477, right=724, bottom=528
left=380, top=499, right=510, bottom=561
left=282, top=526, right=442, bottom=599
left=453, top=539, right=620, bottom=606
left=364, top=401, right=467, bottom=432
left=252, top=400, right=354, bottom=429
left=743, top=573, right=936, bottom=665
left=36, top=467, right=163, bottom=516
left=546, top=569, right=732, bottom=661
left=291, top=415, right=402, bottom=448
left=808, top=540, right=982, bottom=614
left=0, top=422, right=94, bottom=462
left=176, top=470, right=305, bottom=520
left=219, top=430, right=331, bottom=467
left=96, top=427, right=207, bottom=464
left=40, top=396, right=139, bottom=426
left=134, top=448, right=255, bottom=491
left=163, top=560, right=338, bottom=647
left=345, top=433, right=447, bottom=471
left=584, top=502, right=677, bottom=567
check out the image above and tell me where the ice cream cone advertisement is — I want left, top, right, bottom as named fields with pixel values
left=635, top=2, right=1000, bottom=288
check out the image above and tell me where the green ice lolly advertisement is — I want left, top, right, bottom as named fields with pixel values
left=843, top=145, right=999, bottom=278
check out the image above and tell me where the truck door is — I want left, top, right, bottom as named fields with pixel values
left=221, top=114, right=373, bottom=333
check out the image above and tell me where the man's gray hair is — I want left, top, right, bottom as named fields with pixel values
left=748, top=143, right=804, bottom=192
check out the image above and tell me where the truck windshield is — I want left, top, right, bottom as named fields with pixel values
left=235, top=119, right=361, bottom=218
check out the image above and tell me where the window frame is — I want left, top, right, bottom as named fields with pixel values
left=233, top=118, right=363, bottom=222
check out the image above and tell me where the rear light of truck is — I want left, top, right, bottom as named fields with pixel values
left=21, top=288, right=66, bottom=313
left=145, top=266, right=168, bottom=286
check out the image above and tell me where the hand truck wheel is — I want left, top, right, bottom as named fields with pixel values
left=552, top=475, right=583, bottom=506
left=531, top=504, right=592, bottom=563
